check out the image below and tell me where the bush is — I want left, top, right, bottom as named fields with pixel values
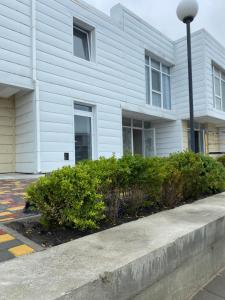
left=200, top=154, right=225, bottom=194
left=26, top=152, right=225, bottom=230
left=217, top=154, right=225, bottom=167
left=26, top=165, right=105, bottom=230
left=163, top=152, right=225, bottom=207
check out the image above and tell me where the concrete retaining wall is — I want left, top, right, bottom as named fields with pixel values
left=1, top=193, right=225, bottom=300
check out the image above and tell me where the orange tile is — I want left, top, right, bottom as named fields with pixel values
left=8, top=206, right=24, bottom=212
left=0, top=218, right=14, bottom=223
left=0, top=212, right=12, bottom=217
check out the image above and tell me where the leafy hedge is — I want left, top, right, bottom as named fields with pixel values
left=217, top=154, right=225, bottom=167
left=26, top=152, right=225, bottom=230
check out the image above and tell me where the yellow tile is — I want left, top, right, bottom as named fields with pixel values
left=0, top=200, right=11, bottom=205
left=9, top=245, right=34, bottom=257
left=8, top=206, right=24, bottom=211
left=0, top=212, right=11, bottom=217
left=0, top=234, right=15, bottom=243
left=0, top=218, right=14, bottom=223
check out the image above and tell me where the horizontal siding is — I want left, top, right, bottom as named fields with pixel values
left=15, top=92, right=35, bottom=173
left=207, top=124, right=220, bottom=153
left=219, top=127, right=225, bottom=152
left=152, top=120, right=183, bottom=156
left=0, top=97, right=15, bottom=173
left=204, top=31, right=225, bottom=118
left=36, top=0, right=176, bottom=171
left=172, top=30, right=207, bottom=119
left=0, top=0, right=32, bottom=89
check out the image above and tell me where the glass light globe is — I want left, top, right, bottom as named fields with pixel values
left=177, top=0, right=199, bottom=22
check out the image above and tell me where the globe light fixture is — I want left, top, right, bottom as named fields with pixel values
left=177, top=0, right=199, bottom=153
left=177, top=0, right=199, bottom=23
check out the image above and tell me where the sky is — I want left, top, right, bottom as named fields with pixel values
left=84, top=0, right=225, bottom=47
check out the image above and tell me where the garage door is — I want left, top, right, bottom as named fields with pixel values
left=0, top=98, right=15, bottom=173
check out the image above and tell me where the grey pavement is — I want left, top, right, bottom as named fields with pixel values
left=193, top=268, right=225, bottom=300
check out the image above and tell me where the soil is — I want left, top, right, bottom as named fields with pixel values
left=6, top=207, right=161, bottom=248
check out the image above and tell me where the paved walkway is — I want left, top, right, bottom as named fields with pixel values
left=0, top=228, right=34, bottom=262
left=0, top=178, right=36, bottom=223
left=0, top=177, right=40, bottom=262
left=193, top=268, right=225, bottom=300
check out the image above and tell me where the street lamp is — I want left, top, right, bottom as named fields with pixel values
left=177, top=0, right=199, bottom=153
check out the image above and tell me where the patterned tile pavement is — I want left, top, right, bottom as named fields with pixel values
left=0, top=179, right=36, bottom=223
left=0, top=179, right=40, bottom=262
left=0, top=228, right=34, bottom=262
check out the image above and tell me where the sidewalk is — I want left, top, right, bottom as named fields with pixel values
left=193, top=267, right=225, bottom=300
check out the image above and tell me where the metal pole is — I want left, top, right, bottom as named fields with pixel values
left=185, top=18, right=196, bottom=153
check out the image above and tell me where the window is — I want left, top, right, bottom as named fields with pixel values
left=73, top=24, right=91, bottom=61
left=213, top=65, right=225, bottom=111
left=145, top=55, right=171, bottom=109
left=122, top=117, right=156, bottom=157
left=74, top=103, right=93, bottom=162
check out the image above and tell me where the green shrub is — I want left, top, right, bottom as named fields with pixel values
left=26, top=152, right=225, bottom=230
left=217, top=155, right=225, bottom=167
left=26, top=165, right=105, bottom=230
left=200, top=154, right=225, bottom=194
left=164, top=152, right=225, bottom=206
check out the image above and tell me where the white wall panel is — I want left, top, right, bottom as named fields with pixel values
left=0, top=1, right=33, bottom=89
left=0, top=97, right=15, bottom=173
left=15, top=92, right=35, bottom=173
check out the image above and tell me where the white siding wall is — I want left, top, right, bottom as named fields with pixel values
left=207, top=124, right=220, bottom=153
left=219, top=127, right=225, bottom=153
left=0, top=97, right=15, bottom=172
left=35, top=0, right=176, bottom=172
left=173, top=30, right=207, bottom=119
left=15, top=92, right=35, bottom=173
left=153, top=120, right=183, bottom=156
left=0, top=0, right=33, bottom=89
left=204, top=31, right=225, bottom=118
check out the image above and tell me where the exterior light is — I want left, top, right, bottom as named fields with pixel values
left=177, top=0, right=199, bottom=153
left=177, top=0, right=199, bottom=23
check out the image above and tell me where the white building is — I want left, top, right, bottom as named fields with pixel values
left=0, top=0, right=225, bottom=174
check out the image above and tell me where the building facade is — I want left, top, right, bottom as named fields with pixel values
left=0, top=0, right=225, bottom=174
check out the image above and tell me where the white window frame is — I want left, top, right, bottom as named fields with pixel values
left=74, top=103, right=94, bottom=163
left=145, top=55, right=171, bottom=110
left=73, top=25, right=91, bottom=61
left=213, top=65, right=225, bottom=111
left=122, top=118, right=156, bottom=157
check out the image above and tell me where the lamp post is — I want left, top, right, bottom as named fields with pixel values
left=177, top=0, right=199, bottom=153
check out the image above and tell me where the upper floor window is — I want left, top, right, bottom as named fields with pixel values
left=73, top=18, right=95, bottom=61
left=213, top=65, right=225, bottom=111
left=145, top=55, right=171, bottom=110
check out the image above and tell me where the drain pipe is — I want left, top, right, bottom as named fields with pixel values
left=32, top=0, right=41, bottom=173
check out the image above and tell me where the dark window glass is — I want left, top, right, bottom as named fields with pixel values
left=74, top=103, right=92, bottom=112
left=73, top=26, right=90, bottom=61
left=133, top=119, right=142, bottom=128
left=123, top=127, right=132, bottom=154
left=75, top=115, right=92, bottom=162
left=152, top=69, right=161, bottom=92
left=133, top=129, right=143, bottom=155
left=122, top=117, right=131, bottom=127
left=145, top=66, right=150, bottom=104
